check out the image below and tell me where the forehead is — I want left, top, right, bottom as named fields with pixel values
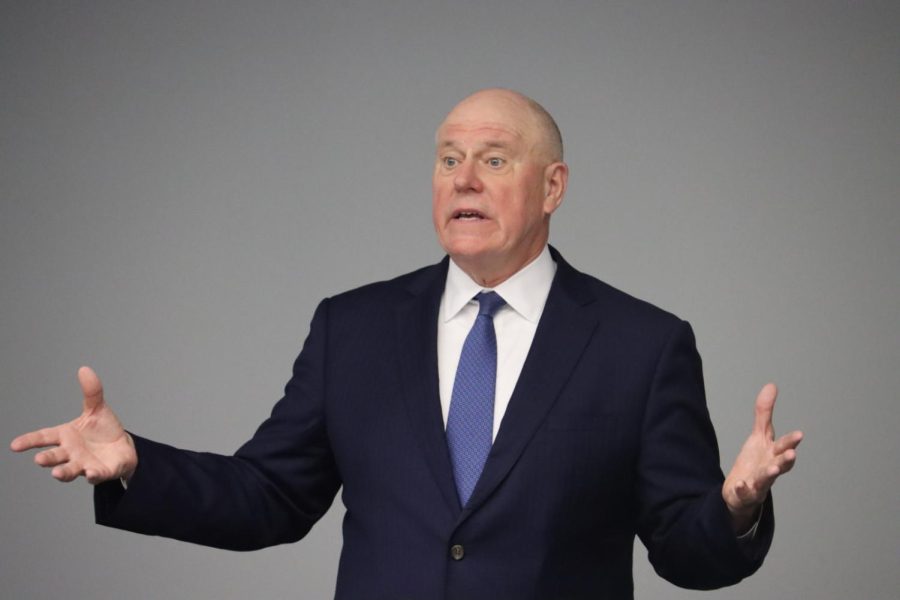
left=437, top=95, right=537, bottom=148
left=437, top=123, right=524, bottom=150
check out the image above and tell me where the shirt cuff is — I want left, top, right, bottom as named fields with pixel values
left=735, top=508, right=763, bottom=542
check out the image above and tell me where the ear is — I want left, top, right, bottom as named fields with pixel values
left=542, top=161, right=568, bottom=215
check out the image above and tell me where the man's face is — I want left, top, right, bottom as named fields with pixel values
left=432, top=92, right=562, bottom=285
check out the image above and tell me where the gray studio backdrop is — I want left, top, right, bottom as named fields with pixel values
left=2, top=2, right=898, bottom=598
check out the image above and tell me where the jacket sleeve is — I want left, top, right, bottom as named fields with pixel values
left=635, top=320, right=774, bottom=589
left=94, top=300, right=342, bottom=551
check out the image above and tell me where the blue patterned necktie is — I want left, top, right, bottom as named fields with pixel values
left=446, top=291, right=506, bottom=507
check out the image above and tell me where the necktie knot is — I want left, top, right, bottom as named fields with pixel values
left=475, top=291, right=505, bottom=318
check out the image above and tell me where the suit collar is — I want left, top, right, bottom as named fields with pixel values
left=395, top=257, right=462, bottom=516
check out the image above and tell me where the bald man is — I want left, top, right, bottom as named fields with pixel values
left=13, top=89, right=802, bottom=599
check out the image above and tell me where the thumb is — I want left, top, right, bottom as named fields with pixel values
left=78, top=366, right=105, bottom=412
left=753, top=382, right=777, bottom=435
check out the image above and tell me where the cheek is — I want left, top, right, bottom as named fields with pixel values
left=432, top=175, right=452, bottom=200
left=432, top=192, right=447, bottom=224
left=432, top=189, right=454, bottom=235
left=431, top=181, right=444, bottom=208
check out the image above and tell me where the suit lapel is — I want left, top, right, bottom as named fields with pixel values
left=394, top=258, right=462, bottom=517
left=460, top=250, right=599, bottom=520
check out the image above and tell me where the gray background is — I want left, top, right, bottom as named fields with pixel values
left=2, top=1, right=898, bottom=598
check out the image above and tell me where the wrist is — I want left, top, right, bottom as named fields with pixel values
left=728, top=506, right=759, bottom=534
left=723, top=484, right=761, bottom=534
left=119, top=432, right=138, bottom=483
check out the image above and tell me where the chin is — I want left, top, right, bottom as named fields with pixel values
left=441, top=237, right=497, bottom=260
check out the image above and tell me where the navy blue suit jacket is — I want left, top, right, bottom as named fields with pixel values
left=95, top=248, right=772, bottom=599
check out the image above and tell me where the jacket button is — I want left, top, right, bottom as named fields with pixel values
left=450, top=544, right=465, bottom=561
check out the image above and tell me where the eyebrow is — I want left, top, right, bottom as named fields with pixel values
left=438, top=140, right=513, bottom=151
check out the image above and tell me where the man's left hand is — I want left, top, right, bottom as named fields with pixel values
left=723, top=383, right=803, bottom=533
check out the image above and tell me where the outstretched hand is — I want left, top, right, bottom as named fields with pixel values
left=10, top=366, right=137, bottom=484
left=723, top=383, right=803, bottom=532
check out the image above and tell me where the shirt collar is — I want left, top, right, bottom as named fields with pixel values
left=441, top=245, right=557, bottom=323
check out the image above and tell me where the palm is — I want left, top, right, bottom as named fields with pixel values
left=10, top=367, right=137, bottom=484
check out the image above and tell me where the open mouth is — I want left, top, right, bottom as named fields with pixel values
left=453, top=209, right=486, bottom=221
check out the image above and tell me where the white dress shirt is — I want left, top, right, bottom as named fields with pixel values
left=437, top=245, right=556, bottom=441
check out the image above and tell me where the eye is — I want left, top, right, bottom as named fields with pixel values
left=442, top=156, right=459, bottom=168
left=487, top=157, right=505, bottom=168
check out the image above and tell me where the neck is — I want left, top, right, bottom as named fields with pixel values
left=453, top=246, right=546, bottom=288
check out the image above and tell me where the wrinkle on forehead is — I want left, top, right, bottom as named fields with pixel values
left=437, top=123, right=526, bottom=149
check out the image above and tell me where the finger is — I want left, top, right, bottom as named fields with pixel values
left=733, top=479, right=759, bottom=507
left=84, top=464, right=112, bottom=485
left=732, top=479, right=746, bottom=499
left=772, top=448, right=797, bottom=476
left=773, top=430, right=804, bottom=454
left=78, top=366, right=105, bottom=412
left=10, top=427, right=61, bottom=452
left=753, top=383, right=778, bottom=436
left=80, top=453, right=117, bottom=484
left=35, top=447, right=70, bottom=467
left=51, top=462, right=84, bottom=482
left=754, top=450, right=795, bottom=487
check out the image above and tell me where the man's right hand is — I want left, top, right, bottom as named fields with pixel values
left=10, top=366, right=138, bottom=484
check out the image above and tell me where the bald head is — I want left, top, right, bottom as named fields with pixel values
left=437, top=89, right=564, bottom=163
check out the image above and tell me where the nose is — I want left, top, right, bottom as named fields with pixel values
left=453, top=160, right=483, bottom=194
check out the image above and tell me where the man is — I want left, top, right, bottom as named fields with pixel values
left=11, top=89, right=802, bottom=599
